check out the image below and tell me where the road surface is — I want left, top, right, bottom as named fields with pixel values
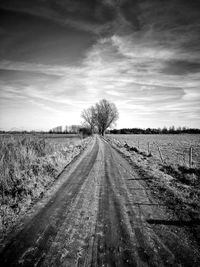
left=0, top=135, right=199, bottom=266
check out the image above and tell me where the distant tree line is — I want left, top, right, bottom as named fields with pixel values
left=49, top=125, right=81, bottom=134
left=1, top=126, right=199, bottom=136
left=109, top=126, right=200, bottom=135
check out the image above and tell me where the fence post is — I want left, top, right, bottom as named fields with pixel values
left=189, top=147, right=193, bottom=168
left=148, top=142, right=150, bottom=155
left=138, top=140, right=140, bottom=149
left=155, top=143, right=164, bottom=164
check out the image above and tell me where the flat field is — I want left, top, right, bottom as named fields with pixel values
left=39, top=134, right=82, bottom=148
left=0, top=133, right=81, bottom=143
left=0, top=133, right=83, bottom=158
left=107, top=134, right=200, bottom=168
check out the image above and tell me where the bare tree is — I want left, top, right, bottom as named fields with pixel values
left=81, top=99, right=119, bottom=136
left=81, top=106, right=96, bottom=133
left=95, top=99, right=119, bottom=135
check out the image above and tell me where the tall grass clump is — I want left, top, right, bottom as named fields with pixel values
left=0, top=137, right=52, bottom=200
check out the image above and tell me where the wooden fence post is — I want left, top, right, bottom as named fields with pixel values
left=155, top=143, right=164, bottom=164
left=189, top=147, right=193, bottom=168
left=138, top=140, right=140, bottom=149
left=148, top=142, right=150, bottom=155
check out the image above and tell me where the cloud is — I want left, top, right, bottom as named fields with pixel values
left=1, top=29, right=200, bottom=129
left=0, top=8, right=96, bottom=65
left=79, top=36, right=200, bottom=126
left=0, top=0, right=200, bottom=129
left=0, top=0, right=118, bottom=35
left=161, top=60, right=200, bottom=75
left=111, top=35, right=175, bottom=60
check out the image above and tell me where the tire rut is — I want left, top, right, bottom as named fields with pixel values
left=91, top=157, right=137, bottom=267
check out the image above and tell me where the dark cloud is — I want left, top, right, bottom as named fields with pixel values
left=0, top=8, right=96, bottom=65
left=0, top=0, right=117, bottom=30
left=139, top=0, right=200, bottom=28
left=161, top=60, right=200, bottom=75
left=120, top=0, right=141, bottom=30
left=138, top=0, right=200, bottom=54
left=51, top=0, right=117, bottom=23
left=0, top=69, right=60, bottom=82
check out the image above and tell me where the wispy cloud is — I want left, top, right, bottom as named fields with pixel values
left=0, top=0, right=200, bottom=130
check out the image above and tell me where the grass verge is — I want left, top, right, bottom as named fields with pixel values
left=107, top=137, right=200, bottom=244
left=0, top=135, right=91, bottom=236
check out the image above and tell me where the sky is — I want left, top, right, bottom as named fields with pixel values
left=0, top=0, right=200, bottom=131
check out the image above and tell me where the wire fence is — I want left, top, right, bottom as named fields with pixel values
left=109, top=135, right=200, bottom=169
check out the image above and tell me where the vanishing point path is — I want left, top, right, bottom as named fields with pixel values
left=0, top=135, right=199, bottom=266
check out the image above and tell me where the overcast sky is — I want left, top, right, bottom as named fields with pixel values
left=0, top=0, right=200, bottom=130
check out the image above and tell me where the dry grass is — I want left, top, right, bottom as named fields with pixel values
left=0, top=134, right=90, bottom=234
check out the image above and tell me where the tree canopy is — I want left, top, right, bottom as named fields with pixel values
left=81, top=99, right=119, bottom=135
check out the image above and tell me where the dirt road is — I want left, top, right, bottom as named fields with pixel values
left=0, top=135, right=199, bottom=266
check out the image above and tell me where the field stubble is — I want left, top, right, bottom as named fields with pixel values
left=108, top=134, right=200, bottom=168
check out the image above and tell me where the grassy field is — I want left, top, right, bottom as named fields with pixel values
left=108, top=134, right=200, bottom=168
left=0, top=134, right=90, bottom=235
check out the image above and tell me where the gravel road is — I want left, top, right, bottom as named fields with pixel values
left=0, top=135, right=199, bottom=266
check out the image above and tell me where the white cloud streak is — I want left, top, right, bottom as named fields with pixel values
left=1, top=32, right=200, bottom=129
